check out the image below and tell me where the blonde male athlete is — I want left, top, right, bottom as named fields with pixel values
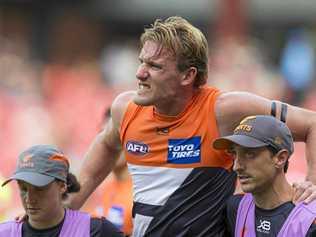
left=68, top=16, right=316, bottom=236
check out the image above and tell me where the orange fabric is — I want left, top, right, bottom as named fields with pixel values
left=49, top=154, right=70, bottom=168
left=102, top=176, right=133, bottom=236
left=120, top=86, right=233, bottom=169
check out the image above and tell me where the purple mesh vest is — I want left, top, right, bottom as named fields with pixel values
left=235, top=193, right=316, bottom=237
left=0, top=209, right=90, bottom=237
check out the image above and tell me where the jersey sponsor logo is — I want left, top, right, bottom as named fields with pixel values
left=257, top=219, right=271, bottom=234
left=126, top=141, right=149, bottom=155
left=167, top=137, right=201, bottom=164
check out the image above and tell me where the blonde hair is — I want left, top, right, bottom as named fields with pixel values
left=140, top=16, right=208, bottom=88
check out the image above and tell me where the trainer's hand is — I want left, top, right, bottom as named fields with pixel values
left=292, top=181, right=316, bottom=204
left=15, top=213, right=27, bottom=222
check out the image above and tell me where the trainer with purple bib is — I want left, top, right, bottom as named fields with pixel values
left=213, top=115, right=316, bottom=237
left=0, top=145, right=123, bottom=237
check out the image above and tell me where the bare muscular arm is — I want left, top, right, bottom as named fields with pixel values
left=67, top=91, right=136, bottom=209
left=216, top=91, right=316, bottom=183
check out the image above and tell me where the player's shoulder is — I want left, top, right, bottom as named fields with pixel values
left=226, top=193, right=244, bottom=210
left=0, top=220, right=17, bottom=227
left=112, top=90, right=136, bottom=113
left=215, top=91, right=271, bottom=136
left=227, top=193, right=245, bottom=206
left=0, top=220, right=19, bottom=233
left=216, top=91, right=269, bottom=110
left=113, top=91, right=136, bottom=106
left=111, top=91, right=136, bottom=124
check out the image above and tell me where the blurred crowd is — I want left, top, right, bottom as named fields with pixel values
left=0, top=4, right=316, bottom=229
left=0, top=6, right=135, bottom=221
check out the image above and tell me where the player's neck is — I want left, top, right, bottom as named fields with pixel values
left=253, top=174, right=293, bottom=209
left=154, top=87, right=200, bottom=116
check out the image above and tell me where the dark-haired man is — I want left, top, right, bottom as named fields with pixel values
left=213, top=115, right=316, bottom=236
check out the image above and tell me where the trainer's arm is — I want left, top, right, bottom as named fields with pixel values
left=68, top=92, right=134, bottom=209
left=216, top=91, right=316, bottom=183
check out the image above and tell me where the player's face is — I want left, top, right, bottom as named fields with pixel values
left=18, top=180, right=65, bottom=228
left=135, top=40, right=185, bottom=112
left=232, top=146, right=277, bottom=194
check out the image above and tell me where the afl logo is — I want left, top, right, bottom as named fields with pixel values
left=126, top=141, right=149, bottom=156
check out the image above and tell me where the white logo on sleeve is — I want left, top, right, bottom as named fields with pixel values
left=257, top=219, right=271, bottom=234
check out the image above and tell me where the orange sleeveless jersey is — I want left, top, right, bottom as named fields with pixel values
left=120, top=86, right=232, bottom=169
left=119, top=86, right=235, bottom=236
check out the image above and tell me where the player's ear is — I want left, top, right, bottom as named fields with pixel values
left=181, top=67, right=197, bottom=86
left=274, top=149, right=289, bottom=170
left=57, top=180, right=67, bottom=194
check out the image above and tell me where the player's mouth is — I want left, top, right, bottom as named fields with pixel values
left=138, top=83, right=151, bottom=94
left=27, top=207, right=41, bottom=214
left=238, top=175, right=252, bottom=183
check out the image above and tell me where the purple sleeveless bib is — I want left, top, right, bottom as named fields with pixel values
left=235, top=193, right=316, bottom=237
left=59, top=209, right=90, bottom=237
left=0, top=209, right=90, bottom=237
left=0, top=220, right=23, bottom=237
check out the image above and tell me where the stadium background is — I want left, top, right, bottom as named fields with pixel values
left=0, top=0, right=315, bottom=221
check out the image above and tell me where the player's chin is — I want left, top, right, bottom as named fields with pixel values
left=240, top=184, right=255, bottom=193
left=27, top=210, right=43, bottom=221
left=133, top=95, right=153, bottom=106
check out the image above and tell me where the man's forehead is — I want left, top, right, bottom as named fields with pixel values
left=140, top=41, right=174, bottom=60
